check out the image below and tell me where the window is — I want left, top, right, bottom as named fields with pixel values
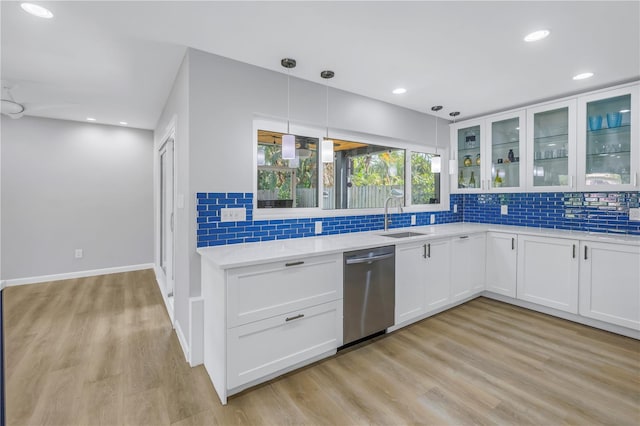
left=410, top=152, right=441, bottom=205
left=257, top=130, right=318, bottom=208
left=255, top=122, right=447, bottom=213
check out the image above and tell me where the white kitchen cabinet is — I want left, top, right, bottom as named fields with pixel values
left=228, top=300, right=340, bottom=389
left=486, top=111, right=526, bottom=192
left=451, top=119, right=485, bottom=192
left=226, top=254, right=341, bottom=327
left=577, top=85, right=639, bottom=191
left=526, top=99, right=577, bottom=191
left=395, top=238, right=452, bottom=326
left=517, top=235, right=579, bottom=313
left=450, top=233, right=486, bottom=301
left=395, top=242, right=427, bottom=325
left=485, top=232, right=517, bottom=298
left=579, top=241, right=640, bottom=330
left=201, top=253, right=342, bottom=404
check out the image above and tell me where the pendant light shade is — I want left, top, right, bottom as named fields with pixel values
left=281, top=58, right=297, bottom=160
left=321, top=70, right=335, bottom=163
left=431, top=106, right=443, bottom=173
left=449, top=111, right=461, bottom=175
left=282, top=134, right=296, bottom=160
left=257, top=146, right=266, bottom=166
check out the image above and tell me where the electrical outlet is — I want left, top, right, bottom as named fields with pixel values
left=501, top=205, right=509, bottom=215
left=411, top=215, right=416, bottom=225
left=220, top=207, right=246, bottom=222
left=75, top=249, right=83, bottom=259
left=315, top=221, right=323, bottom=234
left=629, top=208, right=640, bottom=221
left=453, top=204, right=458, bottom=213
left=430, top=214, right=436, bottom=224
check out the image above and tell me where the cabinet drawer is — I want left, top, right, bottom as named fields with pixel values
left=227, top=254, right=341, bottom=327
left=227, top=301, right=339, bottom=390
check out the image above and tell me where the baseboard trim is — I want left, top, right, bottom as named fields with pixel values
left=4, top=263, right=155, bottom=287
left=0, top=280, right=6, bottom=290
left=175, top=319, right=190, bottom=362
left=153, top=265, right=175, bottom=325
left=189, top=297, right=204, bottom=367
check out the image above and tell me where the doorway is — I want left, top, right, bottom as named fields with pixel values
left=159, top=136, right=175, bottom=313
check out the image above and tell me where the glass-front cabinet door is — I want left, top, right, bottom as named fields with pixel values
left=526, top=99, right=577, bottom=191
left=451, top=119, right=484, bottom=192
left=486, top=111, right=525, bottom=191
left=577, top=86, right=639, bottom=191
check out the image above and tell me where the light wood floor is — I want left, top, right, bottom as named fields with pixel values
left=4, top=270, right=639, bottom=425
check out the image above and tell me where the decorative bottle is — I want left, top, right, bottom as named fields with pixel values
left=469, top=171, right=476, bottom=188
left=508, top=149, right=515, bottom=163
left=458, top=170, right=466, bottom=188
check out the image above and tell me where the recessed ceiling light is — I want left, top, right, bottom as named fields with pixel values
left=573, top=72, right=594, bottom=80
left=86, top=117, right=96, bottom=121
left=20, top=3, right=54, bottom=19
left=524, top=30, right=550, bottom=42
left=119, top=121, right=128, bottom=125
left=392, top=88, right=407, bottom=95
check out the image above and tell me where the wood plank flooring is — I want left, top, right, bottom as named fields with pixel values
left=4, top=270, right=639, bottom=425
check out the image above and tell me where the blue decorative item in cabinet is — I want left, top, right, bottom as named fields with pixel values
left=196, top=192, right=464, bottom=247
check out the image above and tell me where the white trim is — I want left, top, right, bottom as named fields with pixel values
left=175, top=319, right=190, bottom=362
left=4, top=263, right=154, bottom=287
left=153, top=264, right=175, bottom=325
left=0, top=280, right=6, bottom=290
left=189, top=297, right=205, bottom=366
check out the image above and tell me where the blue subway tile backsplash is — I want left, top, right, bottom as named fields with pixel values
left=196, top=191, right=639, bottom=247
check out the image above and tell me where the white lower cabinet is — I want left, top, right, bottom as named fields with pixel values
left=517, top=235, right=579, bottom=314
left=579, top=241, right=640, bottom=330
left=227, top=300, right=340, bottom=389
left=395, top=238, right=451, bottom=326
left=451, top=233, right=486, bottom=302
left=485, top=232, right=517, bottom=297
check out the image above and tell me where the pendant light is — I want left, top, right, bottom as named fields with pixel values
left=321, top=70, right=335, bottom=163
left=281, top=58, right=297, bottom=160
left=449, top=111, right=460, bottom=175
left=430, top=106, right=443, bottom=173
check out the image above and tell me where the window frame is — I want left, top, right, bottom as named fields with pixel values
left=253, top=118, right=450, bottom=219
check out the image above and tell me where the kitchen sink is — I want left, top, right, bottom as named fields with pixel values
left=380, top=231, right=425, bottom=238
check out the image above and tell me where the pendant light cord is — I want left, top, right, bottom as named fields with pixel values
left=326, top=84, right=329, bottom=138
left=287, top=68, right=291, bottom=134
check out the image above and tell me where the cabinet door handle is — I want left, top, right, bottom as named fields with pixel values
left=634, top=172, right=638, bottom=187
left=569, top=175, right=574, bottom=188
left=459, top=235, right=469, bottom=239
left=572, top=244, right=576, bottom=258
left=285, top=313, right=304, bottom=322
left=423, top=244, right=427, bottom=259
left=511, top=237, right=515, bottom=250
left=285, top=261, right=304, bottom=267
left=584, top=245, right=588, bottom=260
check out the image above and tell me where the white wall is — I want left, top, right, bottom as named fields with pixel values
left=1, top=116, right=154, bottom=280
left=155, top=48, right=450, bottom=361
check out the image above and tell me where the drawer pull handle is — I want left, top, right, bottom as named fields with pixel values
left=423, top=244, right=427, bottom=259
left=427, top=243, right=431, bottom=258
left=459, top=235, right=469, bottom=239
left=584, top=245, right=588, bottom=260
left=285, top=314, right=304, bottom=322
left=572, top=244, right=576, bottom=258
left=285, top=261, right=304, bottom=267
left=511, top=237, right=515, bottom=250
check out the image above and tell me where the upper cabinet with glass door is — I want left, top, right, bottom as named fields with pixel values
left=526, top=99, right=577, bottom=192
left=451, top=119, right=484, bottom=192
left=577, top=85, right=639, bottom=191
left=486, top=111, right=526, bottom=192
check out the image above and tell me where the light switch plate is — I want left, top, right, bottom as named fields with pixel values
left=629, top=208, right=640, bottom=221
left=453, top=204, right=458, bottom=213
left=411, top=215, right=416, bottom=225
left=315, top=221, right=322, bottom=234
left=220, top=207, right=246, bottom=222
left=430, top=214, right=436, bottom=224
left=501, top=205, right=509, bottom=215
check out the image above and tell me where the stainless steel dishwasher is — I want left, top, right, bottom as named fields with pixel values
left=343, top=245, right=395, bottom=346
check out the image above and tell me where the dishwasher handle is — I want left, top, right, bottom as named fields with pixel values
left=345, top=252, right=395, bottom=265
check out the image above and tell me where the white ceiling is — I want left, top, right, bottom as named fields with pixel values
left=2, top=1, right=639, bottom=130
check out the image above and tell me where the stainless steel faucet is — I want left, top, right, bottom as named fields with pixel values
left=384, top=192, right=404, bottom=231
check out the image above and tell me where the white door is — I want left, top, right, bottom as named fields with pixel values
left=485, top=232, right=517, bottom=297
left=395, top=242, right=427, bottom=325
left=424, top=238, right=451, bottom=312
left=159, top=137, right=175, bottom=302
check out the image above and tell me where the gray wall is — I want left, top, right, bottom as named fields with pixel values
left=155, top=52, right=190, bottom=336
left=155, top=48, right=449, bottom=357
left=1, top=116, right=154, bottom=280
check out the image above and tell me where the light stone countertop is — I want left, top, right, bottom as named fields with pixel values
left=197, top=223, right=640, bottom=269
